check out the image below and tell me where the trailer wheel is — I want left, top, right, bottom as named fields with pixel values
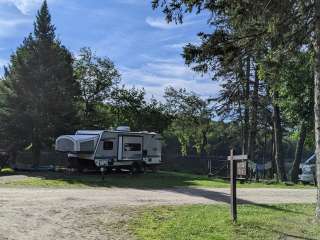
left=150, top=165, right=158, bottom=173
left=67, top=157, right=78, bottom=169
left=68, top=157, right=84, bottom=173
left=131, top=162, right=141, bottom=175
left=140, top=163, right=146, bottom=174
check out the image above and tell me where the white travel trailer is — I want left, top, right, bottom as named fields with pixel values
left=55, top=126, right=162, bottom=172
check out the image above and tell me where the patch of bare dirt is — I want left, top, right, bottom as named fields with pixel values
left=0, top=186, right=316, bottom=239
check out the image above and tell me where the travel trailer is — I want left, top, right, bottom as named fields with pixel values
left=55, top=126, right=162, bottom=173
left=299, top=154, right=316, bottom=184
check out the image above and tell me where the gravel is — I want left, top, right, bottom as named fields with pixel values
left=0, top=186, right=316, bottom=240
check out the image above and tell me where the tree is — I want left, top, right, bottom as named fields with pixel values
left=152, top=0, right=320, bottom=216
left=164, top=87, right=213, bottom=156
left=109, top=86, right=146, bottom=129
left=136, top=98, right=172, bottom=133
left=153, top=0, right=284, bottom=179
left=74, top=47, right=120, bottom=127
left=276, top=51, right=314, bottom=182
left=0, top=1, right=79, bottom=166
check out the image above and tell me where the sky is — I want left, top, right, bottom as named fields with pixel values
left=0, top=0, right=220, bottom=101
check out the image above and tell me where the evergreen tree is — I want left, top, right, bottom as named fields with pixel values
left=0, top=0, right=80, bottom=166
left=152, top=0, right=320, bottom=217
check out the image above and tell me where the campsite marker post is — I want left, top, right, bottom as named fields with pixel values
left=229, top=149, right=237, bottom=222
left=228, top=149, right=248, bottom=223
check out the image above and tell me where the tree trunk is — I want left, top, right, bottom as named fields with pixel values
left=313, top=0, right=320, bottom=218
left=243, top=56, right=250, bottom=155
left=200, top=129, right=208, bottom=157
left=271, top=129, right=277, bottom=179
left=238, top=100, right=245, bottom=154
left=248, top=66, right=259, bottom=163
left=272, top=93, right=287, bottom=181
left=291, top=122, right=307, bottom=183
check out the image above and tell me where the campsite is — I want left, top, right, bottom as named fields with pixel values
left=0, top=0, right=320, bottom=239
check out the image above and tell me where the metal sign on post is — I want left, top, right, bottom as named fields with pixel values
left=228, top=149, right=248, bottom=222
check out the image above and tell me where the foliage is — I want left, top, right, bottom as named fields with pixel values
left=0, top=1, right=79, bottom=165
left=74, top=47, right=120, bottom=127
left=109, top=86, right=146, bottom=128
left=164, top=87, right=213, bottom=155
left=108, top=87, right=171, bottom=133
left=277, top=51, right=314, bottom=128
left=151, top=0, right=320, bottom=183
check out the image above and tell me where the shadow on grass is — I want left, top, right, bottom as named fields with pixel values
left=0, top=171, right=314, bottom=212
left=167, top=187, right=252, bottom=204
left=1, top=170, right=227, bottom=189
left=251, top=203, right=315, bottom=217
left=166, top=187, right=315, bottom=216
left=252, top=224, right=318, bottom=240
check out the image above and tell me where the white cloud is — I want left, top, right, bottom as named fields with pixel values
left=117, top=0, right=144, bottom=4
left=120, top=59, right=220, bottom=101
left=0, top=58, right=8, bottom=66
left=145, top=17, right=195, bottom=30
left=165, top=42, right=187, bottom=49
left=0, top=17, right=31, bottom=37
left=0, top=0, right=56, bottom=15
left=0, top=58, right=8, bottom=76
left=145, top=62, right=194, bottom=79
left=0, top=0, right=58, bottom=37
left=165, top=40, right=200, bottom=49
left=0, top=18, right=30, bottom=27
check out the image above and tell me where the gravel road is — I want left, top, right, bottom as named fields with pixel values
left=0, top=187, right=316, bottom=240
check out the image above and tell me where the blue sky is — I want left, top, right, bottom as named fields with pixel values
left=0, top=0, right=220, bottom=100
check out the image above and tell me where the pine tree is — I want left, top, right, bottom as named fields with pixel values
left=152, top=0, right=320, bottom=217
left=0, top=0, right=80, bottom=166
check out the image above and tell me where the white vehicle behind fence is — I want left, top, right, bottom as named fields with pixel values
left=298, top=154, right=316, bottom=184
left=55, top=126, right=162, bottom=173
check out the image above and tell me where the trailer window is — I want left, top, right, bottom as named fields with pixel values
left=124, top=143, right=141, bottom=151
left=103, top=141, right=113, bottom=150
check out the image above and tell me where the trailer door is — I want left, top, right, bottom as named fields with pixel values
left=118, top=136, right=143, bottom=161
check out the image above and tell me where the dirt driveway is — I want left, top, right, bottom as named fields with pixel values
left=0, top=187, right=316, bottom=240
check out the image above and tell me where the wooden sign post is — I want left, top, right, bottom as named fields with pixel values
left=228, top=149, right=248, bottom=223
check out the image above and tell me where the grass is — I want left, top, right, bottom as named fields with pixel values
left=0, top=168, right=15, bottom=174
left=130, top=204, right=320, bottom=240
left=0, top=171, right=315, bottom=189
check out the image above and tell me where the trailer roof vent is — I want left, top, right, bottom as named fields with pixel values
left=116, top=126, right=130, bottom=132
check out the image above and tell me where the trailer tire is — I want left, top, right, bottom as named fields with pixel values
left=140, top=163, right=146, bottom=174
left=68, top=157, right=84, bottom=173
left=150, top=165, right=158, bottom=173
left=67, top=157, right=78, bottom=169
left=131, top=162, right=141, bottom=175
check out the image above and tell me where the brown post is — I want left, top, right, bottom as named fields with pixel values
left=230, top=149, right=237, bottom=222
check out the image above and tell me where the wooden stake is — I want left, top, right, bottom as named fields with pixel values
left=230, top=149, right=237, bottom=222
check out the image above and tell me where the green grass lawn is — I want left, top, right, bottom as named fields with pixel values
left=0, top=171, right=315, bottom=189
left=130, top=204, right=320, bottom=240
